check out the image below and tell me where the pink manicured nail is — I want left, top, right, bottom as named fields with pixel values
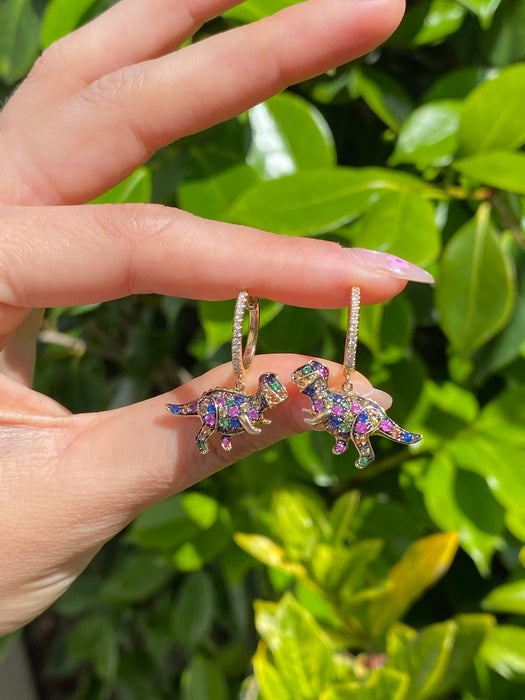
left=348, top=248, right=434, bottom=284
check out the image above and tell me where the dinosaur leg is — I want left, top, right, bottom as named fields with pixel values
left=239, top=414, right=262, bottom=435
left=332, top=438, right=350, bottom=455
left=221, top=435, right=233, bottom=451
left=304, top=407, right=332, bottom=426
left=378, top=418, right=422, bottom=445
left=195, top=424, right=215, bottom=454
left=352, top=434, right=376, bottom=469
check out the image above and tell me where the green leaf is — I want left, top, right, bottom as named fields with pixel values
left=349, top=66, right=413, bottom=131
left=454, top=151, right=525, bottom=194
left=329, top=491, right=360, bottom=547
left=198, top=298, right=282, bottom=355
left=480, top=625, right=525, bottom=680
left=433, top=614, right=495, bottom=696
left=91, top=167, right=152, bottom=204
left=178, top=120, right=258, bottom=219
left=482, top=579, right=525, bottom=614
left=392, top=0, right=466, bottom=47
left=424, top=66, right=496, bottom=102
left=271, top=488, right=331, bottom=561
left=99, top=552, right=174, bottom=603
left=456, top=0, right=501, bottom=28
left=369, top=533, right=459, bottom=639
left=227, top=167, right=426, bottom=236
left=67, top=615, right=119, bottom=681
left=254, top=593, right=336, bottom=698
left=253, top=643, right=293, bottom=700
left=223, top=0, right=300, bottom=23
left=436, top=205, right=515, bottom=356
left=480, top=0, right=525, bottom=66
left=127, top=495, right=202, bottom=550
left=172, top=512, right=231, bottom=571
left=41, top=0, right=98, bottom=47
left=172, top=571, right=216, bottom=650
left=180, top=654, right=228, bottom=700
left=390, top=101, right=461, bottom=169
left=234, top=533, right=308, bottom=579
left=248, top=93, right=336, bottom=178
left=422, top=453, right=504, bottom=575
left=0, top=631, right=20, bottom=663
left=386, top=621, right=457, bottom=700
left=182, top=492, right=219, bottom=529
left=458, top=64, right=525, bottom=154
left=321, top=669, right=410, bottom=700
left=351, top=190, right=441, bottom=265
left=0, top=0, right=41, bottom=85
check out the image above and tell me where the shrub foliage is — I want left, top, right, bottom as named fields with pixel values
left=2, top=0, right=525, bottom=697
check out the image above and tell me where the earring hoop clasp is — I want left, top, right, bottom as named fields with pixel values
left=342, top=286, right=360, bottom=392
left=232, top=290, right=260, bottom=390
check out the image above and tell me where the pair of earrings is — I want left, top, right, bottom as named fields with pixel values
left=166, top=289, right=421, bottom=469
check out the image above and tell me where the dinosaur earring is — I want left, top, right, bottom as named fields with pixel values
left=166, top=290, right=288, bottom=454
left=291, top=287, right=422, bottom=469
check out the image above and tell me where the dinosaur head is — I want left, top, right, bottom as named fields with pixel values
left=257, top=373, right=288, bottom=406
left=291, top=360, right=330, bottom=391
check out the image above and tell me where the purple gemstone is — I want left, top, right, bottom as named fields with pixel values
left=189, top=401, right=198, bottom=412
left=334, top=441, right=346, bottom=454
left=319, top=365, right=329, bottom=378
left=381, top=419, right=393, bottom=432
left=355, top=422, right=368, bottom=434
left=221, top=436, right=231, bottom=448
left=205, top=414, right=216, bottom=426
left=216, top=396, right=226, bottom=407
left=351, top=403, right=361, bottom=414
left=228, top=405, right=239, bottom=417
left=313, top=400, right=324, bottom=412
left=248, top=409, right=259, bottom=420
left=333, top=404, right=344, bottom=416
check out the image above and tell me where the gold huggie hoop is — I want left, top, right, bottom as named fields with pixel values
left=342, top=286, right=360, bottom=393
left=232, top=290, right=260, bottom=391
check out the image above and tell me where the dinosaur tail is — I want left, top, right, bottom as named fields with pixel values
left=165, top=400, right=199, bottom=416
left=379, top=418, right=422, bottom=445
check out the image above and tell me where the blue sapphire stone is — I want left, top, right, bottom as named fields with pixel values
left=234, top=395, right=244, bottom=404
left=304, top=385, right=316, bottom=396
left=206, top=404, right=215, bottom=413
left=229, top=418, right=241, bottom=429
left=170, top=405, right=181, bottom=414
left=329, top=416, right=342, bottom=428
left=358, top=412, right=368, bottom=422
left=403, top=432, right=413, bottom=442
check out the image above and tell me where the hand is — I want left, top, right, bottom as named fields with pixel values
left=0, top=0, right=423, bottom=635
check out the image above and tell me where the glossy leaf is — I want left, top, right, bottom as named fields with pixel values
left=351, top=189, right=441, bottom=265
left=253, top=643, right=293, bottom=700
left=172, top=571, right=215, bottom=651
left=454, top=151, right=525, bottom=194
left=349, top=66, right=413, bottom=131
left=369, top=533, right=459, bottom=639
left=482, top=579, right=525, bottom=614
left=480, top=625, right=525, bottom=680
left=329, top=491, right=360, bottom=547
left=99, top=552, right=174, bottom=603
left=456, top=0, right=501, bottom=28
left=321, top=669, right=409, bottom=700
left=41, top=0, right=98, bottom=47
left=234, top=533, right=308, bottom=579
left=67, top=615, right=119, bottom=681
left=436, top=205, right=515, bottom=356
left=386, top=621, right=457, bottom=700
left=424, top=66, right=496, bottom=102
left=480, top=0, right=525, bottom=66
left=254, top=593, right=336, bottom=698
left=248, top=93, right=336, bottom=178
left=392, top=0, right=466, bottom=47
left=422, top=453, right=504, bottom=575
left=0, top=0, right=40, bottom=84
left=458, top=64, right=525, bottom=154
left=91, top=167, right=152, bottom=204
left=390, top=101, right=461, bottom=169
left=227, top=167, right=426, bottom=236
left=271, top=488, right=331, bottom=561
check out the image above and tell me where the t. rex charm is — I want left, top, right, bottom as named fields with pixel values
left=166, top=372, right=287, bottom=454
left=292, top=360, right=421, bottom=468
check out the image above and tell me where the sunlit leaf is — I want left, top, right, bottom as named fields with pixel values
left=0, top=0, right=40, bottom=84
left=41, top=0, right=98, bottom=47
left=436, top=205, right=515, bottom=356
left=480, top=625, right=525, bottom=680
left=91, top=167, right=152, bottom=204
left=482, top=579, right=525, bottom=614
left=180, top=655, right=228, bottom=700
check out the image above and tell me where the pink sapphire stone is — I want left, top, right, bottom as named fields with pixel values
left=319, top=366, right=329, bottom=378
left=381, top=419, right=393, bottom=432
left=205, top=414, right=216, bottom=426
left=216, top=396, right=226, bottom=407
left=221, top=436, right=232, bottom=448
left=333, top=405, right=344, bottom=416
left=351, top=403, right=361, bottom=414
left=334, top=441, right=346, bottom=454
left=355, top=422, right=368, bottom=434
left=228, top=406, right=239, bottom=417
left=248, top=409, right=259, bottom=420
left=189, top=401, right=198, bottom=412
left=313, top=400, right=324, bottom=412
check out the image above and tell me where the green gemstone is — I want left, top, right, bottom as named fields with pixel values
left=271, top=381, right=282, bottom=391
left=302, top=366, right=311, bottom=374
left=226, top=397, right=235, bottom=406
left=219, top=418, right=229, bottom=429
left=359, top=457, right=368, bottom=467
left=341, top=422, right=351, bottom=431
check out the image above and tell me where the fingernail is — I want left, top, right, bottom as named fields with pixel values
left=349, top=248, right=435, bottom=284
left=352, top=382, right=393, bottom=409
